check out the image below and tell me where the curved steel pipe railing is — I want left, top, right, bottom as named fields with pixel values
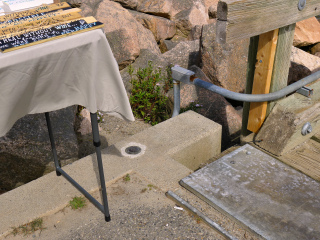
left=171, top=66, right=320, bottom=117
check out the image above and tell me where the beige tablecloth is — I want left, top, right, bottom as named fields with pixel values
left=0, top=29, right=134, bottom=137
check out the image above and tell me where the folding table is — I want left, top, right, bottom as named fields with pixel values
left=0, top=29, right=135, bottom=221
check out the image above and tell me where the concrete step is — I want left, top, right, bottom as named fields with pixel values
left=0, top=111, right=222, bottom=237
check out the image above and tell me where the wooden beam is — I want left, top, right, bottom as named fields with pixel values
left=217, top=0, right=320, bottom=43
left=256, top=80, right=320, bottom=156
left=241, top=36, right=259, bottom=137
left=280, top=138, right=320, bottom=181
left=267, top=23, right=296, bottom=115
left=247, top=29, right=279, bottom=133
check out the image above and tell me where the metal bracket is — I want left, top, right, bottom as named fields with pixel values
left=296, top=86, right=313, bottom=97
left=171, top=66, right=195, bottom=84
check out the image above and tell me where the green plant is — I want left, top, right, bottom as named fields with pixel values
left=129, top=61, right=171, bottom=125
left=11, top=218, right=45, bottom=236
left=123, top=174, right=131, bottom=182
left=69, top=196, right=86, bottom=210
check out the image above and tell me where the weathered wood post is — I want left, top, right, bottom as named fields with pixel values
left=216, top=0, right=320, bottom=136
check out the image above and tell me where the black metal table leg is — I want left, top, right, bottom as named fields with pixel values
left=90, top=112, right=111, bottom=222
left=45, top=112, right=61, bottom=176
left=45, top=111, right=111, bottom=222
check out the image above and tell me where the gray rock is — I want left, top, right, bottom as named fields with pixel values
left=162, top=40, right=201, bottom=68
left=170, top=0, right=205, bottom=18
left=200, top=22, right=249, bottom=93
left=187, top=25, right=203, bottom=41
left=0, top=106, right=79, bottom=191
left=159, top=39, right=179, bottom=53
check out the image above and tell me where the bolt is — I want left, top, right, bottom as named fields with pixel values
left=298, top=0, right=306, bottom=11
left=301, top=122, right=312, bottom=136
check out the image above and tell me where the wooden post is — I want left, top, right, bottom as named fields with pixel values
left=267, top=23, right=296, bottom=115
left=241, top=36, right=259, bottom=137
left=247, top=29, right=279, bottom=133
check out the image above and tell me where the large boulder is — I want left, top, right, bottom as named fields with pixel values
left=173, top=4, right=208, bottom=37
left=81, top=0, right=160, bottom=69
left=293, top=17, right=320, bottom=47
left=0, top=106, right=79, bottom=191
left=106, top=29, right=140, bottom=70
left=129, top=10, right=176, bottom=42
left=136, top=0, right=172, bottom=18
left=162, top=40, right=201, bottom=68
left=200, top=22, right=249, bottom=93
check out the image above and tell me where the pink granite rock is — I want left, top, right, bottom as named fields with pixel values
left=129, top=10, right=176, bottom=42
left=200, top=22, right=249, bottom=93
left=88, top=0, right=160, bottom=69
left=294, top=17, right=320, bottom=47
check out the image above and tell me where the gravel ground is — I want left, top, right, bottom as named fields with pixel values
left=3, top=113, right=260, bottom=240
left=6, top=173, right=224, bottom=240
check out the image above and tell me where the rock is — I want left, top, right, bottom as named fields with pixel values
left=129, top=10, right=176, bottom=42
left=290, top=46, right=320, bottom=72
left=200, top=22, right=249, bottom=93
left=187, top=25, right=203, bottom=41
left=208, top=5, right=217, bottom=18
left=288, top=62, right=312, bottom=85
left=170, top=0, right=205, bottom=18
left=293, top=17, right=320, bottom=47
left=162, top=40, right=201, bottom=68
left=0, top=106, right=79, bottom=191
left=112, top=0, right=138, bottom=9
left=173, top=5, right=208, bottom=37
left=84, top=0, right=160, bottom=69
left=106, top=29, right=140, bottom=70
left=204, top=0, right=219, bottom=18
left=78, top=109, right=93, bottom=135
left=120, top=49, right=169, bottom=93
left=311, top=42, right=320, bottom=55
left=79, top=0, right=103, bottom=17
left=136, top=0, right=172, bottom=18
left=159, top=39, right=179, bottom=53
left=289, top=46, right=320, bottom=84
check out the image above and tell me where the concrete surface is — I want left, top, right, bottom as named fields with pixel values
left=0, top=111, right=222, bottom=238
left=181, top=144, right=320, bottom=240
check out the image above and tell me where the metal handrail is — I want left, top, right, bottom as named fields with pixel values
left=171, top=66, right=320, bottom=117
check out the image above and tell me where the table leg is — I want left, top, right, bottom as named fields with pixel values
left=45, top=112, right=61, bottom=176
left=90, top=112, right=111, bottom=222
left=45, top=111, right=111, bottom=222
